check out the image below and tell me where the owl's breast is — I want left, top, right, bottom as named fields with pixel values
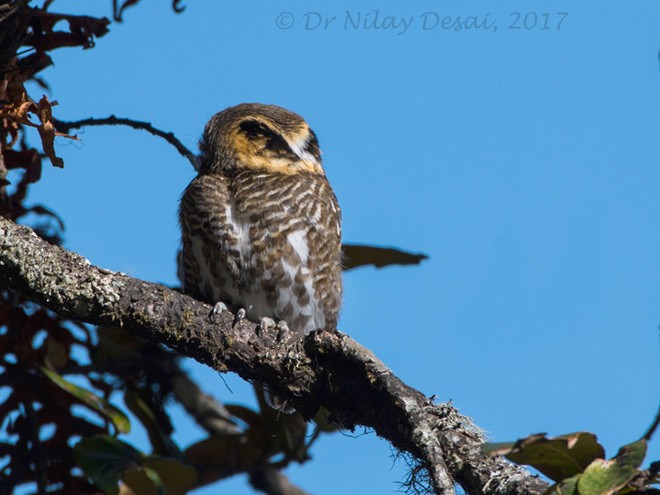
left=181, top=171, right=340, bottom=335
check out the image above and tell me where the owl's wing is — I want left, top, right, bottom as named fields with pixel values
left=179, top=174, right=240, bottom=305
left=286, top=175, right=343, bottom=331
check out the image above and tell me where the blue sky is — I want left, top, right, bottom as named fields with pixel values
left=25, top=0, right=660, bottom=493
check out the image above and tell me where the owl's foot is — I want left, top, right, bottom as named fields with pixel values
left=233, top=307, right=247, bottom=327
left=258, top=318, right=289, bottom=340
left=276, top=320, right=289, bottom=341
left=259, top=317, right=276, bottom=335
left=210, top=302, right=228, bottom=323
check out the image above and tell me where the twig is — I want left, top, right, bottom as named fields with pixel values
left=53, top=115, right=196, bottom=168
left=171, top=371, right=240, bottom=435
left=641, top=404, right=660, bottom=442
left=248, top=467, right=310, bottom=495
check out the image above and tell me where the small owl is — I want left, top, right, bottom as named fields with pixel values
left=179, top=103, right=342, bottom=347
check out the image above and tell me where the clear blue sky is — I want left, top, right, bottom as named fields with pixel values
left=27, top=0, right=660, bottom=493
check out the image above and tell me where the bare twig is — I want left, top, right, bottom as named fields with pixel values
left=53, top=115, right=196, bottom=167
left=171, top=371, right=240, bottom=435
left=0, top=216, right=549, bottom=495
left=641, top=404, right=660, bottom=442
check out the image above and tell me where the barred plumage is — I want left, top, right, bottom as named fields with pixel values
left=179, top=103, right=342, bottom=338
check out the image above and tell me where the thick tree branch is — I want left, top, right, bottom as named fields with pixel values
left=0, top=216, right=548, bottom=495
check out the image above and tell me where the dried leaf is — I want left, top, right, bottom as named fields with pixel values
left=342, top=243, right=428, bottom=271
left=2, top=148, right=40, bottom=172
left=35, top=95, right=72, bottom=167
left=1, top=95, right=78, bottom=168
left=26, top=10, right=110, bottom=51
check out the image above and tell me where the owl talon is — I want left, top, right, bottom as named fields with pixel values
left=259, top=317, right=276, bottom=335
left=210, top=302, right=228, bottom=322
left=276, top=320, right=289, bottom=341
left=233, top=307, right=247, bottom=326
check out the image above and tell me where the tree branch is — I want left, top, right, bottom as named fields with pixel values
left=248, top=467, right=311, bottom=495
left=641, top=404, right=660, bottom=442
left=170, top=371, right=241, bottom=435
left=0, top=216, right=548, bottom=495
left=52, top=115, right=197, bottom=168
left=171, top=371, right=310, bottom=495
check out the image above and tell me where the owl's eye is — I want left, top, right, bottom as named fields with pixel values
left=239, top=120, right=272, bottom=140
left=240, top=120, right=298, bottom=159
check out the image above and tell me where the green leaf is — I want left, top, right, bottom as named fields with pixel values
left=577, top=458, right=639, bottom=495
left=73, top=435, right=142, bottom=495
left=613, top=440, right=647, bottom=469
left=124, top=390, right=181, bottom=457
left=41, top=367, right=130, bottom=433
left=571, top=440, right=649, bottom=495
left=544, top=474, right=580, bottom=495
left=74, top=436, right=198, bottom=495
left=341, top=244, right=428, bottom=270
left=484, top=432, right=605, bottom=482
left=123, top=459, right=197, bottom=495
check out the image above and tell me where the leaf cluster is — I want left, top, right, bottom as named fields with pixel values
left=485, top=432, right=659, bottom=495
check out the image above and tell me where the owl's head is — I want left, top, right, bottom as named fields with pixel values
left=198, top=103, right=323, bottom=175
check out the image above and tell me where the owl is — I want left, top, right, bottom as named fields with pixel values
left=179, top=102, right=342, bottom=351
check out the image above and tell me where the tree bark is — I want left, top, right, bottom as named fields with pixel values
left=0, top=216, right=548, bottom=495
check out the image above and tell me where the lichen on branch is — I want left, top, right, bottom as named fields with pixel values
left=0, top=215, right=548, bottom=495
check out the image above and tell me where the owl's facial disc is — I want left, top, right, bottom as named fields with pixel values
left=232, top=117, right=323, bottom=175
